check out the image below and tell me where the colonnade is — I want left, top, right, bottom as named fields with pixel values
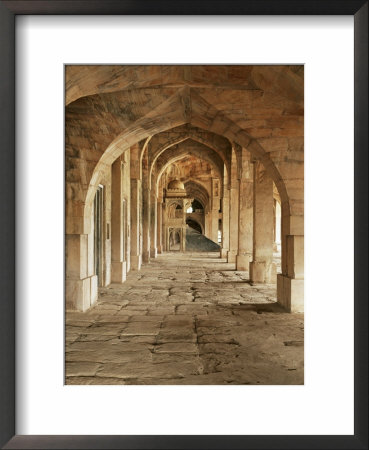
left=66, top=139, right=303, bottom=314
left=65, top=65, right=304, bottom=315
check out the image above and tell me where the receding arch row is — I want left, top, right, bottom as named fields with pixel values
left=146, top=124, right=232, bottom=187
left=65, top=66, right=303, bottom=315
left=153, top=141, right=224, bottom=195
left=76, top=90, right=296, bottom=313
left=83, top=87, right=292, bottom=235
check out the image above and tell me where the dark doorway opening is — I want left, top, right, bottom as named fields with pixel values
left=169, top=229, right=181, bottom=251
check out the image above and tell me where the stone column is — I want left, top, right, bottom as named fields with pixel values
left=157, top=200, right=163, bottom=254
left=236, top=149, right=253, bottom=271
left=249, top=161, right=276, bottom=283
left=66, top=233, right=98, bottom=312
left=220, top=189, right=230, bottom=258
left=130, top=144, right=142, bottom=271
left=204, top=211, right=211, bottom=239
left=227, top=147, right=239, bottom=263
left=210, top=210, right=219, bottom=243
left=273, top=199, right=282, bottom=252
left=211, top=178, right=220, bottom=243
left=111, top=157, right=127, bottom=282
left=277, top=211, right=304, bottom=312
left=66, top=193, right=100, bottom=312
left=221, top=164, right=230, bottom=258
left=162, top=201, right=168, bottom=252
left=142, top=188, right=150, bottom=263
left=150, top=189, right=158, bottom=258
left=227, top=180, right=239, bottom=263
left=141, top=150, right=150, bottom=263
left=130, top=178, right=142, bottom=270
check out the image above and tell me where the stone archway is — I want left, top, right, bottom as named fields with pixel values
left=66, top=67, right=303, bottom=313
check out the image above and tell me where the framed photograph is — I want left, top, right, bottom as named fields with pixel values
left=1, top=1, right=367, bottom=449
left=64, top=62, right=305, bottom=388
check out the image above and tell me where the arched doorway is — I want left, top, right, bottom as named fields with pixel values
left=169, top=229, right=181, bottom=251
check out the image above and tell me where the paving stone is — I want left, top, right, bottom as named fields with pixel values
left=129, top=316, right=164, bottom=324
left=94, top=304, right=122, bottom=311
left=65, top=252, right=303, bottom=385
left=199, top=343, right=240, bottom=354
left=117, top=309, right=147, bottom=316
left=83, top=324, right=127, bottom=335
left=118, top=335, right=157, bottom=344
left=124, top=305, right=149, bottom=311
left=95, top=360, right=202, bottom=380
left=197, top=332, right=239, bottom=344
left=65, top=319, right=96, bottom=327
left=66, top=347, right=153, bottom=364
left=120, top=324, right=161, bottom=336
left=65, top=362, right=101, bottom=377
left=77, top=334, right=122, bottom=342
left=153, top=343, right=198, bottom=354
left=65, top=325, right=92, bottom=335
left=148, top=307, right=176, bottom=315
left=176, top=305, right=208, bottom=314
left=65, top=377, right=96, bottom=385
left=65, top=333, right=80, bottom=344
left=156, top=330, right=197, bottom=344
left=94, top=315, right=131, bottom=323
left=162, top=316, right=194, bottom=328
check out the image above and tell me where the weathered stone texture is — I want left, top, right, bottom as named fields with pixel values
left=66, top=252, right=303, bottom=385
left=65, top=65, right=304, bottom=380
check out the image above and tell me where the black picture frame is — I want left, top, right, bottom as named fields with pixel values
left=0, top=1, right=367, bottom=449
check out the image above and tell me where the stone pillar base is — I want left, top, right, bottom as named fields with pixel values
left=142, top=251, right=150, bottom=263
left=236, top=254, right=252, bottom=271
left=157, top=245, right=162, bottom=254
left=90, top=275, right=98, bottom=306
left=130, top=255, right=142, bottom=271
left=227, top=250, right=237, bottom=263
left=150, top=247, right=158, bottom=259
left=249, top=261, right=276, bottom=283
left=66, top=275, right=97, bottom=312
left=220, top=248, right=229, bottom=259
left=111, top=261, right=127, bottom=283
left=277, top=274, right=304, bottom=313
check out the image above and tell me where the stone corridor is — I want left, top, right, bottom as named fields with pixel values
left=65, top=253, right=304, bottom=385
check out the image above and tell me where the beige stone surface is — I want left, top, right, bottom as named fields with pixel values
left=66, top=253, right=303, bottom=385
left=64, top=65, right=304, bottom=383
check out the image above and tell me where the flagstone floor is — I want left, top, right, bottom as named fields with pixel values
left=65, top=252, right=304, bottom=385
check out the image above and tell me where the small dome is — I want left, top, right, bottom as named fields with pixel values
left=168, top=179, right=185, bottom=190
